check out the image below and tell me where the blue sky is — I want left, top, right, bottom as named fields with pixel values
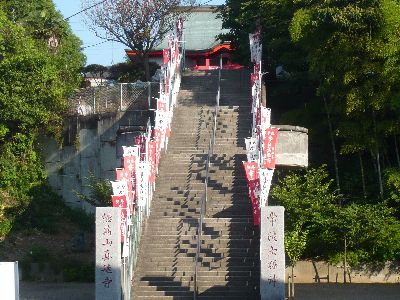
left=54, top=0, right=226, bottom=66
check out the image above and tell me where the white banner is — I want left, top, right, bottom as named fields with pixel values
left=259, top=168, right=274, bottom=207
left=245, top=137, right=259, bottom=162
left=261, top=107, right=271, bottom=129
left=122, top=146, right=139, bottom=157
left=110, top=180, right=128, bottom=196
left=155, top=111, right=169, bottom=131
left=249, top=32, right=262, bottom=64
left=136, top=161, right=148, bottom=207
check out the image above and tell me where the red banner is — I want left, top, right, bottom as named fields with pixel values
left=148, top=141, right=156, bottom=183
left=153, top=128, right=162, bottom=165
left=134, top=135, right=146, bottom=161
left=243, top=161, right=259, bottom=182
left=153, top=128, right=162, bottom=151
left=250, top=73, right=259, bottom=86
left=254, top=63, right=261, bottom=75
left=248, top=179, right=261, bottom=226
left=112, top=195, right=127, bottom=209
left=115, top=168, right=130, bottom=181
left=112, top=195, right=128, bottom=242
left=163, top=49, right=170, bottom=65
left=256, top=106, right=261, bottom=128
left=157, top=98, right=168, bottom=112
left=175, top=40, right=179, bottom=67
left=123, top=156, right=136, bottom=176
left=263, top=127, right=279, bottom=169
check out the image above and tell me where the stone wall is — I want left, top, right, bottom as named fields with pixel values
left=42, top=111, right=152, bottom=211
left=276, top=125, right=308, bottom=168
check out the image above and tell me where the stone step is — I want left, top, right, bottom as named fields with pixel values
left=134, top=290, right=194, bottom=298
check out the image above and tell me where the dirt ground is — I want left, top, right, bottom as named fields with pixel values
left=0, top=221, right=94, bottom=266
left=19, top=282, right=400, bottom=300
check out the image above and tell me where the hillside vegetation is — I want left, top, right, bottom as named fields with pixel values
left=221, top=0, right=400, bottom=265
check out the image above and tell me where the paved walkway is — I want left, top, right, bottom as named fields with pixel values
left=19, top=282, right=400, bottom=299
left=20, top=282, right=94, bottom=300
left=295, top=283, right=400, bottom=300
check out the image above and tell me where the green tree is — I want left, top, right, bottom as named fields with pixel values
left=272, top=166, right=400, bottom=264
left=271, top=166, right=340, bottom=258
left=0, top=1, right=85, bottom=238
left=289, top=0, right=400, bottom=198
left=82, top=0, right=196, bottom=80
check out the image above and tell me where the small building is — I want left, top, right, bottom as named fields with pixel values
left=82, top=70, right=116, bottom=87
left=126, top=6, right=242, bottom=70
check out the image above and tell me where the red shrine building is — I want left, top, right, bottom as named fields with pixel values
left=126, top=6, right=242, bottom=70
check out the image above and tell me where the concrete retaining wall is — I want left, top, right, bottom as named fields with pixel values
left=276, top=125, right=308, bottom=168
left=42, top=111, right=151, bottom=211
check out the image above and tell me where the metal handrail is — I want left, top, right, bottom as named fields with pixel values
left=193, top=59, right=222, bottom=299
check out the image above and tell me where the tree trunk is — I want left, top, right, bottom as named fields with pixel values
left=376, top=149, right=383, bottom=197
left=372, top=112, right=383, bottom=197
left=359, top=152, right=367, bottom=199
left=143, top=52, right=150, bottom=82
left=395, top=135, right=400, bottom=168
left=322, top=94, right=341, bottom=193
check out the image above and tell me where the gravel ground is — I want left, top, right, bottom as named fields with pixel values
left=19, top=282, right=400, bottom=300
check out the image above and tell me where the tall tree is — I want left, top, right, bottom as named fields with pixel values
left=82, top=0, right=196, bottom=80
left=289, top=0, right=400, bottom=198
left=0, top=0, right=84, bottom=236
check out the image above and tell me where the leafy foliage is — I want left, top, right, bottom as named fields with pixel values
left=0, top=1, right=85, bottom=239
left=77, top=173, right=113, bottom=207
left=108, top=61, right=159, bottom=82
left=222, top=3, right=400, bottom=266
left=82, top=0, right=196, bottom=79
left=272, top=167, right=400, bottom=264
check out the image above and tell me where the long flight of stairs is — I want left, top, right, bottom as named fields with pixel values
left=131, top=69, right=259, bottom=299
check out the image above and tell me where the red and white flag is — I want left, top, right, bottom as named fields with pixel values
left=243, top=161, right=259, bottom=182
left=147, top=141, right=156, bottom=183
left=163, top=49, right=170, bottom=65
left=263, top=127, right=279, bottom=169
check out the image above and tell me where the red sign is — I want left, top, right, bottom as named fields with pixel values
left=243, top=161, right=259, bottom=182
left=263, top=128, right=279, bottom=169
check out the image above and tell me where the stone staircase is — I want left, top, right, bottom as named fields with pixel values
left=131, top=69, right=259, bottom=299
